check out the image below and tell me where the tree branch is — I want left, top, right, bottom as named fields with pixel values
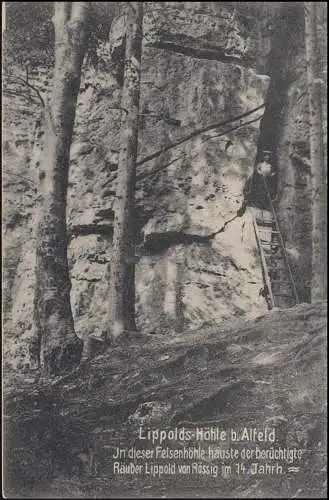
left=5, top=73, right=45, bottom=108
left=2, top=171, right=37, bottom=187
left=136, top=103, right=265, bottom=167
left=137, top=113, right=264, bottom=181
left=107, top=106, right=129, bottom=115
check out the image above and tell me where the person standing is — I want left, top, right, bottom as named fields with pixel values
left=237, top=150, right=277, bottom=217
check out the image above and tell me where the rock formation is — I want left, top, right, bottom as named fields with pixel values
left=2, top=2, right=326, bottom=366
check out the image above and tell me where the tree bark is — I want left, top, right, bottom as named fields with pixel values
left=108, top=2, right=143, bottom=339
left=304, top=2, right=327, bottom=302
left=32, top=2, right=89, bottom=375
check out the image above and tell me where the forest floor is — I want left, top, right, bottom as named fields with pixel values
left=3, top=301, right=327, bottom=498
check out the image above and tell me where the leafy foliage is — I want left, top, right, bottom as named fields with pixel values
left=3, top=2, right=121, bottom=71
left=4, top=2, right=54, bottom=68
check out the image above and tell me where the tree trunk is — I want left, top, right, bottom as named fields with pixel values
left=32, top=2, right=89, bottom=375
left=304, top=2, right=327, bottom=302
left=108, top=2, right=143, bottom=339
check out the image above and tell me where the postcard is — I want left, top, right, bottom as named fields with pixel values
left=2, top=2, right=327, bottom=498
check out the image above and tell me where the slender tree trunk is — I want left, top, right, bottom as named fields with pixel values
left=108, top=2, right=143, bottom=339
left=304, top=2, right=327, bottom=302
left=33, top=2, right=89, bottom=375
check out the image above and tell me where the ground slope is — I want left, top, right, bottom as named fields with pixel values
left=3, top=301, right=327, bottom=498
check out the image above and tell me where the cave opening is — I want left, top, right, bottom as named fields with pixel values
left=240, top=3, right=311, bottom=307
left=243, top=4, right=305, bottom=210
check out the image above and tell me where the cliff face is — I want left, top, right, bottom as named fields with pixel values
left=2, top=2, right=322, bottom=368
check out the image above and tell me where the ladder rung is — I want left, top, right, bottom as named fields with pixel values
left=256, top=221, right=274, bottom=226
left=273, top=293, right=295, bottom=297
left=261, top=245, right=281, bottom=250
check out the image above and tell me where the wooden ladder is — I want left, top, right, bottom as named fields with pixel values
left=251, top=178, right=299, bottom=310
